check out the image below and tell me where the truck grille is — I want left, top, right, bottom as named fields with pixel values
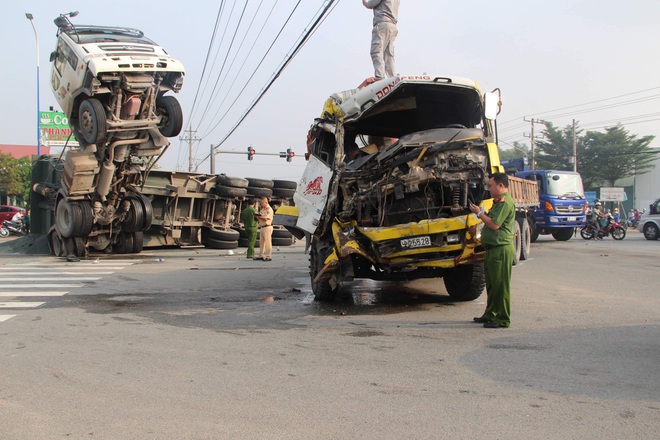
left=556, top=204, right=584, bottom=214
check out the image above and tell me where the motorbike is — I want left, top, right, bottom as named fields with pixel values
left=580, top=214, right=626, bottom=240
left=0, top=219, right=27, bottom=238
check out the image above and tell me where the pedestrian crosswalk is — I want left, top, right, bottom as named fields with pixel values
left=0, top=259, right=140, bottom=324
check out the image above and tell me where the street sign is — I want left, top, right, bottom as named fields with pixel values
left=599, top=187, right=625, bottom=202
left=40, top=110, right=79, bottom=147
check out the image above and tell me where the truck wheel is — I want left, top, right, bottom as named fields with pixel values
left=115, top=232, right=134, bottom=254
left=136, top=194, right=153, bottom=231
left=552, top=228, right=574, bottom=241
left=246, top=186, right=273, bottom=198
left=272, top=179, right=297, bottom=189
left=131, top=231, right=144, bottom=253
left=79, top=98, right=107, bottom=145
left=530, top=223, right=540, bottom=243
left=72, top=236, right=87, bottom=257
left=246, top=178, right=274, bottom=189
left=56, top=199, right=83, bottom=238
left=272, top=236, right=294, bottom=246
left=77, top=201, right=94, bottom=236
left=201, top=227, right=240, bottom=242
left=519, top=218, right=531, bottom=261
left=212, top=185, right=248, bottom=198
left=512, top=220, right=521, bottom=266
left=202, top=237, right=239, bottom=249
left=310, top=239, right=339, bottom=301
left=216, top=175, right=249, bottom=188
left=443, top=263, right=485, bottom=301
left=272, top=187, right=296, bottom=199
left=643, top=223, right=659, bottom=240
left=122, top=197, right=145, bottom=233
left=156, top=96, right=183, bottom=138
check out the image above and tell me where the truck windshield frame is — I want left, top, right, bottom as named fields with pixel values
left=546, top=172, right=585, bottom=197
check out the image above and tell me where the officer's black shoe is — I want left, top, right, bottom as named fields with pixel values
left=473, top=316, right=490, bottom=323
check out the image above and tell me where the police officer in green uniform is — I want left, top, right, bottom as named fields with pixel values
left=240, top=199, right=259, bottom=259
left=469, top=172, right=516, bottom=328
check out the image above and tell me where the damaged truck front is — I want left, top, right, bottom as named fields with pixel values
left=276, top=75, right=505, bottom=301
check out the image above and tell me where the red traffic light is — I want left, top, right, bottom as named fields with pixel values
left=286, top=148, right=294, bottom=162
left=247, top=146, right=255, bottom=161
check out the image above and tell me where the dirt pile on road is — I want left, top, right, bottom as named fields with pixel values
left=0, top=234, right=50, bottom=255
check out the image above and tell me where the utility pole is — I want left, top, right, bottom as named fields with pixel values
left=572, top=119, right=577, bottom=172
left=210, top=144, right=215, bottom=174
left=179, top=128, right=201, bottom=172
left=523, top=117, right=545, bottom=170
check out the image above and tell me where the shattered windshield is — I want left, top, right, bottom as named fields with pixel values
left=70, top=28, right=156, bottom=45
left=546, top=172, right=584, bottom=197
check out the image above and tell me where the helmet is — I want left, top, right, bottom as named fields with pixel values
left=595, top=202, right=602, bottom=206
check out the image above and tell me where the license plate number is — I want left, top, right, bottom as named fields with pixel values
left=400, top=236, right=431, bottom=249
left=568, top=217, right=577, bottom=221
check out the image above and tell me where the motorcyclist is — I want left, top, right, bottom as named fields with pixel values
left=590, top=202, right=607, bottom=238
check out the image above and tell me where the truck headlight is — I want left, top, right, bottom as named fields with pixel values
left=549, top=217, right=559, bottom=223
left=446, top=233, right=460, bottom=244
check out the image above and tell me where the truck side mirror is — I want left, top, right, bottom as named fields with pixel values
left=50, top=51, right=57, bottom=62
left=484, top=91, right=501, bottom=121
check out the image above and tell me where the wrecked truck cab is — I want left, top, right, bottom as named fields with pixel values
left=50, top=16, right=185, bottom=147
left=277, top=75, right=504, bottom=301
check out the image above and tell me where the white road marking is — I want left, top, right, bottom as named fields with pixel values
left=0, top=315, right=16, bottom=322
left=0, top=271, right=115, bottom=275
left=0, top=284, right=83, bottom=289
left=0, top=277, right=101, bottom=281
left=0, top=291, right=69, bottom=297
left=0, top=302, right=45, bottom=308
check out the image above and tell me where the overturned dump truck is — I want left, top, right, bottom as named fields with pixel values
left=276, top=75, right=533, bottom=301
left=38, top=15, right=185, bottom=254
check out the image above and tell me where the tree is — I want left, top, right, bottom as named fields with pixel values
left=0, top=153, right=31, bottom=205
left=582, top=124, right=656, bottom=186
left=499, top=141, right=530, bottom=161
left=535, top=122, right=583, bottom=171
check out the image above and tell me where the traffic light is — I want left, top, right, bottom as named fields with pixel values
left=247, top=146, right=255, bottom=161
left=286, top=148, right=294, bottom=163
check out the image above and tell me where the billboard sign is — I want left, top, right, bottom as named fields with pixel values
left=40, top=110, right=79, bottom=147
left=600, top=187, right=625, bottom=202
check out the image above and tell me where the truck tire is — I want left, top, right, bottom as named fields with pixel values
left=238, top=237, right=259, bottom=247
left=643, top=223, right=659, bottom=240
left=272, top=179, right=297, bottom=189
left=272, top=187, right=296, bottom=199
left=246, top=178, right=274, bottom=189
left=211, top=185, right=248, bottom=198
left=310, top=239, right=339, bottom=301
left=115, top=232, right=134, bottom=254
left=530, top=222, right=540, bottom=243
left=512, top=220, right=521, bottom=266
left=519, top=218, right=531, bottom=261
left=216, top=175, right=249, bottom=188
left=202, top=237, right=239, bottom=250
left=272, top=228, right=292, bottom=239
left=552, top=228, right=574, bottom=241
left=56, top=199, right=83, bottom=238
left=443, top=263, right=485, bottom=301
left=156, top=96, right=183, bottom=138
left=72, top=236, right=87, bottom=257
left=131, top=231, right=144, bottom=253
left=272, top=236, right=294, bottom=247
left=122, top=197, right=145, bottom=233
left=136, top=194, right=153, bottom=231
left=79, top=98, right=107, bottom=145
left=201, top=227, right=240, bottom=242
left=246, top=187, right=273, bottom=198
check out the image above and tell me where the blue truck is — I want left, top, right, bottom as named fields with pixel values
left=502, top=158, right=587, bottom=242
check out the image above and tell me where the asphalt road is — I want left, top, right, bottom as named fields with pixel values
left=1, top=231, right=659, bottom=439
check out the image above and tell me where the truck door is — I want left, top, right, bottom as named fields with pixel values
left=292, top=155, right=333, bottom=234
left=50, top=37, right=80, bottom=116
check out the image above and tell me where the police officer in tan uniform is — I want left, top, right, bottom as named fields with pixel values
left=469, top=172, right=516, bottom=328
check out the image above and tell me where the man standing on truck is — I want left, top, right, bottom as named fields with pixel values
left=469, top=173, right=516, bottom=328
left=241, top=199, right=258, bottom=259
left=362, top=0, right=400, bottom=79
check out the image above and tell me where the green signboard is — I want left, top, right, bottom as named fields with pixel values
left=39, top=110, right=79, bottom=147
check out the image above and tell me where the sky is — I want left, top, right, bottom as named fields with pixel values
left=3, top=0, right=659, bottom=182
